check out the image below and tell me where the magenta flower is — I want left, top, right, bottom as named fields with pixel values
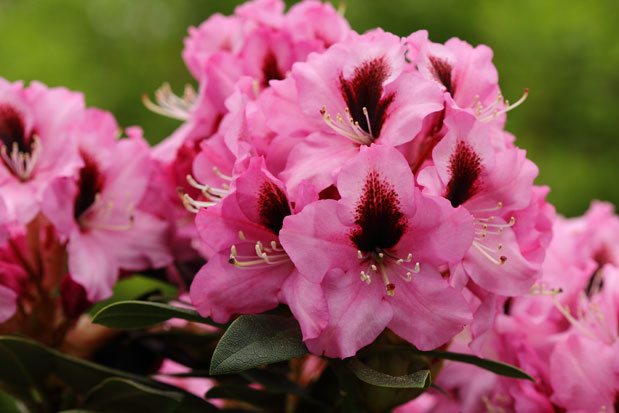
left=189, top=156, right=327, bottom=337
left=418, top=107, right=545, bottom=296
left=407, top=32, right=528, bottom=126
left=280, top=145, right=473, bottom=357
left=41, top=109, right=171, bottom=301
left=0, top=78, right=85, bottom=224
left=278, top=30, right=444, bottom=193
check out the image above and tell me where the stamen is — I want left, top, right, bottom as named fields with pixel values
left=228, top=240, right=290, bottom=269
left=212, top=166, right=232, bottom=181
left=477, top=89, right=529, bottom=122
left=320, top=105, right=373, bottom=146
left=142, top=82, right=197, bottom=121
left=182, top=193, right=217, bottom=213
left=470, top=202, right=503, bottom=213
left=473, top=241, right=506, bottom=265
left=529, top=282, right=562, bottom=296
left=0, top=135, right=41, bottom=181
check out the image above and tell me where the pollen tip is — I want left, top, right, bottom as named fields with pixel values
left=386, top=283, right=395, bottom=296
left=499, top=256, right=507, bottom=265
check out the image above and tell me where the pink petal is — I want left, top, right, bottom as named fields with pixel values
left=388, top=266, right=471, bottom=350
left=305, top=268, right=393, bottom=358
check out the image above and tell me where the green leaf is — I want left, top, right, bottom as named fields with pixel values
left=419, top=349, right=534, bottom=381
left=0, top=336, right=216, bottom=412
left=210, top=315, right=308, bottom=375
left=358, top=345, right=535, bottom=382
left=83, top=378, right=182, bottom=413
left=88, top=275, right=178, bottom=316
left=347, top=358, right=431, bottom=389
left=0, top=389, right=25, bottom=413
left=92, top=300, right=222, bottom=329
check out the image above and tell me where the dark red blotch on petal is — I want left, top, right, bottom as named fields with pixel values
left=445, top=140, right=482, bottom=207
left=262, top=51, right=284, bottom=87
left=428, top=56, right=455, bottom=95
left=258, top=181, right=292, bottom=235
left=0, top=105, right=30, bottom=153
left=339, top=57, right=394, bottom=140
left=74, top=151, right=105, bottom=219
left=351, top=170, right=407, bottom=252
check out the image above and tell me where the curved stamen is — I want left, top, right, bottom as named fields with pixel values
left=472, top=241, right=506, bottom=265
left=475, top=89, right=529, bottom=122
left=320, top=105, right=373, bottom=146
left=142, top=83, right=197, bottom=121
left=229, top=240, right=290, bottom=269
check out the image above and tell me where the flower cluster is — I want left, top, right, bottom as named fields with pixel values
left=0, top=79, right=172, bottom=340
left=3, top=1, right=617, bottom=411
left=147, top=0, right=554, bottom=359
left=399, top=201, right=619, bottom=412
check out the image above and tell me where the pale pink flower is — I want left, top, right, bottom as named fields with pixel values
left=280, top=145, right=472, bottom=357
left=0, top=78, right=85, bottom=224
left=42, top=109, right=172, bottom=301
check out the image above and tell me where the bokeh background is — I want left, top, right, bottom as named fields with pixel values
left=1, top=0, right=618, bottom=217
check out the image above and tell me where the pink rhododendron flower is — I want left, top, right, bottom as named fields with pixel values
left=0, top=78, right=85, bottom=224
left=407, top=32, right=528, bottom=127
left=189, top=156, right=327, bottom=337
left=280, top=145, right=473, bottom=357
left=279, top=30, right=443, bottom=193
left=42, top=109, right=172, bottom=301
left=417, top=107, right=545, bottom=296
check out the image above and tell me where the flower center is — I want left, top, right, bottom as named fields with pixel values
left=356, top=249, right=420, bottom=296
left=350, top=170, right=407, bottom=252
left=74, top=151, right=105, bottom=220
left=320, top=57, right=394, bottom=145
left=262, top=51, right=284, bottom=87
left=0, top=105, right=40, bottom=181
left=258, top=181, right=292, bottom=235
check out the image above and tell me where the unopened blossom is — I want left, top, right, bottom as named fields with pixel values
left=0, top=78, right=85, bottom=224
left=41, top=109, right=172, bottom=301
left=280, top=145, right=473, bottom=358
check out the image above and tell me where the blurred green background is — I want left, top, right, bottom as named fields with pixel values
left=1, top=0, right=618, bottom=217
